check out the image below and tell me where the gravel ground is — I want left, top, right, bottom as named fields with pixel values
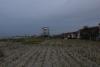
left=0, top=40, right=100, bottom=67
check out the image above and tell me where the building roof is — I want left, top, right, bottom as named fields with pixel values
left=80, top=26, right=99, bottom=32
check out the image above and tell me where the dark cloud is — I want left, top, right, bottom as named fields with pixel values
left=0, top=0, right=100, bottom=36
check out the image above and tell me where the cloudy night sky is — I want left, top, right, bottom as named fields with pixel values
left=0, top=0, right=100, bottom=36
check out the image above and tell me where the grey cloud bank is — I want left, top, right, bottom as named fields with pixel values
left=0, top=0, right=100, bottom=36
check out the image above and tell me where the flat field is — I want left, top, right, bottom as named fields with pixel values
left=0, top=39, right=100, bottom=67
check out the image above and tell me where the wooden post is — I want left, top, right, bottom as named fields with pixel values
left=77, top=31, right=80, bottom=39
left=99, top=23, right=100, bottom=34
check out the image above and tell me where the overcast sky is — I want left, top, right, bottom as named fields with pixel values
left=0, top=0, right=100, bottom=36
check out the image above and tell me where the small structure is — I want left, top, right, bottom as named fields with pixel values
left=42, top=27, right=50, bottom=37
left=62, top=31, right=78, bottom=39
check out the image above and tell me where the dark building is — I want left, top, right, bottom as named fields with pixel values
left=80, top=26, right=100, bottom=40
left=61, top=24, right=100, bottom=40
left=52, top=23, right=100, bottom=40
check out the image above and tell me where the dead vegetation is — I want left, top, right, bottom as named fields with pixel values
left=0, top=39, right=100, bottom=67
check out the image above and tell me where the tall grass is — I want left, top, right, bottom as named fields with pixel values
left=0, top=37, right=45, bottom=44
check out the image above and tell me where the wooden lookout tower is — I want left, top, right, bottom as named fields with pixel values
left=42, top=27, right=50, bottom=37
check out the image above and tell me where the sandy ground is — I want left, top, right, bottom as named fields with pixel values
left=0, top=40, right=100, bottom=67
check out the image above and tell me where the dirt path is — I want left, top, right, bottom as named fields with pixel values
left=0, top=40, right=100, bottom=67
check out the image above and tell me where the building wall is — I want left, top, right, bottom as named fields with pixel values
left=80, top=27, right=99, bottom=40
